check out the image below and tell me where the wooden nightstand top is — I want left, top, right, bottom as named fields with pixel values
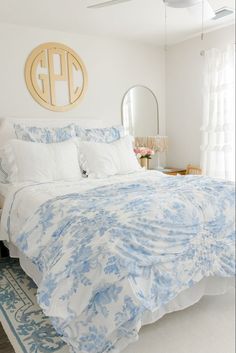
left=158, top=168, right=187, bottom=176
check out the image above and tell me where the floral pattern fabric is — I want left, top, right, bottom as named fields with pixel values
left=15, top=174, right=235, bottom=353
left=13, top=124, right=124, bottom=144
left=75, top=126, right=124, bottom=143
left=14, top=124, right=76, bottom=143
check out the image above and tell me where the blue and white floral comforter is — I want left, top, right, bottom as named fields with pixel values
left=5, top=172, right=236, bottom=353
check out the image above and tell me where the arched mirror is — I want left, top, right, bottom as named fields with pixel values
left=122, top=86, right=159, bottom=137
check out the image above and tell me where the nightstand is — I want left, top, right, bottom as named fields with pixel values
left=158, top=168, right=187, bottom=176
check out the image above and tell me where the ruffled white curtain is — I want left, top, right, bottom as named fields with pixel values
left=201, top=44, right=235, bottom=181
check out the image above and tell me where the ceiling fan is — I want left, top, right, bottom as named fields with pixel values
left=87, top=0, right=215, bottom=19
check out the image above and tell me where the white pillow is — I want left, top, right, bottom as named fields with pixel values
left=2, top=139, right=82, bottom=183
left=79, top=135, right=142, bottom=178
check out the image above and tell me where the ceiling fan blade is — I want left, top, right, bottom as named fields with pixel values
left=87, top=0, right=133, bottom=8
left=187, top=0, right=215, bottom=19
left=164, top=0, right=201, bottom=9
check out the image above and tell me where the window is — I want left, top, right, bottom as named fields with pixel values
left=201, top=44, right=235, bottom=181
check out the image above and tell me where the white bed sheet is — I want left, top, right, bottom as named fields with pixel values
left=1, top=171, right=158, bottom=242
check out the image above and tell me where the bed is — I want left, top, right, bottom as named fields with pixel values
left=0, top=117, right=235, bottom=353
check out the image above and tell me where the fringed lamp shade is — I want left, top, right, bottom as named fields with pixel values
left=135, top=136, right=168, bottom=153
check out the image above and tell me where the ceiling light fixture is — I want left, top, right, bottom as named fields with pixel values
left=87, top=0, right=132, bottom=9
left=163, top=0, right=201, bottom=9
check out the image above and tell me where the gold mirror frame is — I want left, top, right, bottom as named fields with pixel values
left=25, top=42, right=88, bottom=112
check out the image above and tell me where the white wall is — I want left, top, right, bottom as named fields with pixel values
left=166, top=25, right=235, bottom=169
left=2, top=22, right=234, bottom=168
left=0, top=23, right=165, bottom=132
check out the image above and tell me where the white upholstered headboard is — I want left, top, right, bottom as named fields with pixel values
left=0, top=117, right=104, bottom=148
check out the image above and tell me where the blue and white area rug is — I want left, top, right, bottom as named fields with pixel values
left=0, top=258, right=69, bottom=353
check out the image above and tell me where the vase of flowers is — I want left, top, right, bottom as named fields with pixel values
left=134, top=147, right=155, bottom=170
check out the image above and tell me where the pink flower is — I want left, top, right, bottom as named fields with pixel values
left=134, top=147, right=155, bottom=159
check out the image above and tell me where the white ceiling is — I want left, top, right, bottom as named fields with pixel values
left=0, top=0, right=235, bottom=46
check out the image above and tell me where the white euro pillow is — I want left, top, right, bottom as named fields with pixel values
left=79, top=135, right=142, bottom=178
left=2, top=139, right=82, bottom=183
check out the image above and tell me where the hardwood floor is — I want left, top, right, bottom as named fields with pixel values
left=0, top=323, right=14, bottom=353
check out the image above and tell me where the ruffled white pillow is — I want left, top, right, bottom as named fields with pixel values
left=2, top=139, right=82, bottom=183
left=79, top=135, right=142, bottom=178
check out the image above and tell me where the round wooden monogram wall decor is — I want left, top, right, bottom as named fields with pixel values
left=25, top=42, right=88, bottom=112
